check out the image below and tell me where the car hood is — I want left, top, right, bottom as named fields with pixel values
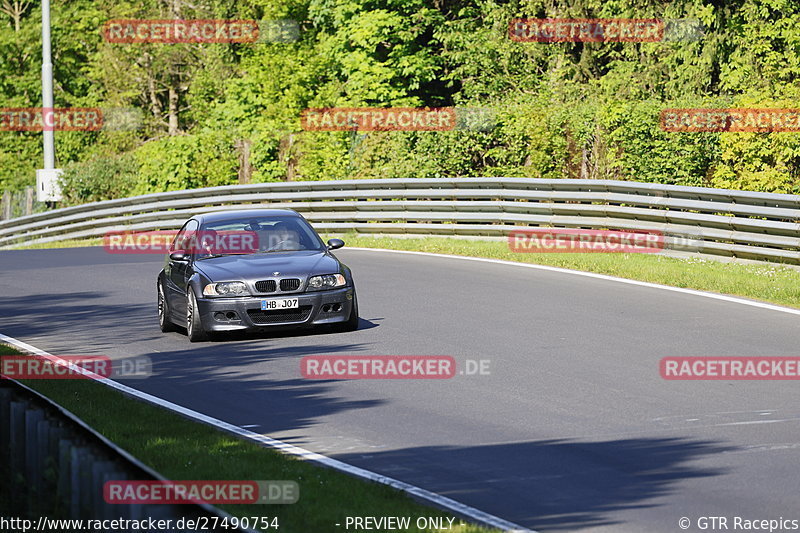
left=194, top=250, right=340, bottom=281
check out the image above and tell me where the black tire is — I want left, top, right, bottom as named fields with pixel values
left=158, top=280, right=178, bottom=333
left=335, top=292, right=359, bottom=332
left=186, top=289, right=209, bottom=342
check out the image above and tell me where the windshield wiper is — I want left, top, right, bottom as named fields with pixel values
left=255, top=249, right=302, bottom=254
left=196, top=252, right=251, bottom=260
left=254, top=242, right=305, bottom=253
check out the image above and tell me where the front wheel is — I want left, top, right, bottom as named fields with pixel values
left=158, top=281, right=178, bottom=333
left=186, top=289, right=209, bottom=342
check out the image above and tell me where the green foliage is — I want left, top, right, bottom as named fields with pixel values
left=3, top=0, right=800, bottom=200
left=712, top=126, right=800, bottom=193
left=0, top=132, right=41, bottom=192
left=292, top=131, right=351, bottom=181
left=707, top=93, right=800, bottom=194
left=132, top=131, right=239, bottom=194
left=59, top=153, right=139, bottom=206
left=599, top=99, right=721, bottom=186
left=308, top=0, right=448, bottom=105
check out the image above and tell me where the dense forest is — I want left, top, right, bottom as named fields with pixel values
left=1, top=0, right=799, bottom=206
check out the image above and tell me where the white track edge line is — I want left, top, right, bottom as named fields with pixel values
left=0, top=332, right=534, bottom=533
left=346, top=247, right=800, bottom=317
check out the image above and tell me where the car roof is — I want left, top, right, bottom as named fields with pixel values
left=195, top=209, right=302, bottom=224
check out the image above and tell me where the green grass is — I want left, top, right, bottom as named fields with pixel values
left=8, top=233, right=800, bottom=309
left=6, top=237, right=103, bottom=249
left=0, top=344, right=497, bottom=533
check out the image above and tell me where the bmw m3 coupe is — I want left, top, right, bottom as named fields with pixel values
left=157, top=209, right=359, bottom=341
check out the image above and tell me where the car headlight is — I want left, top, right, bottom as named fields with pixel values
left=307, top=274, right=346, bottom=290
left=203, top=281, right=249, bottom=297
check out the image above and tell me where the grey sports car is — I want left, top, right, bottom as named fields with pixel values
left=157, top=209, right=358, bottom=341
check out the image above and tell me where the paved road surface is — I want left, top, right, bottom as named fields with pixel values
left=1, top=247, right=799, bottom=531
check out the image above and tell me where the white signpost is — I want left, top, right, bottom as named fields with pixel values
left=37, top=0, right=62, bottom=202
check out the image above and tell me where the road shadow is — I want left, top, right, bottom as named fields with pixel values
left=206, top=316, right=380, bottom=342
left=0, top=291, right=158, bottom=349
left=0, top=285, right=734, bottom=531
left=334, top=436, right=732, bottom=531
left=0, top=290, right=378, bottom=347
left=0, top=291, right=386, bottom=436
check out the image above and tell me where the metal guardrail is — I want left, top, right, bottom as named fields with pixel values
left=0, top=377, right=251, bottom=532
left=1, top=178, right=799, bottom=263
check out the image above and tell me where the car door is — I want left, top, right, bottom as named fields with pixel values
left=164, top=219, right=198, bottom=318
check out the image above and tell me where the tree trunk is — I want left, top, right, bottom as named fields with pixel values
left=169, top=0, right=182, bottom=18
left=24, top=186, right=33, bottom=216
left=580, top=146, right=589, bottom=180
left=0, top=1, right=31, bottom=33
left=168, top=86, right=179, bottom=135
left=147, top=64, right=162, bottom=122
left=279, top=133, right=298, bottom=181
left=1, top=190, right=11, bottom=220
left=236, top=139, right=253, bottom=184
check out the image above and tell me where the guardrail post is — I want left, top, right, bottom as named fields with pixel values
left=2, top=380, right=248, bottom=530
left=41, top=419, right=62, bottom=516
left=58, top=437, right=73, bottom=513
left=75, top=446, right=92, bottom=517
left=0, top=388, right=12, bottom=480
left=25, top=408, right=45, bottom=511
left=9, top=400, right=27, bottom=509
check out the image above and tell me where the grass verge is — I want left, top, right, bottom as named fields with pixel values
left=6, top=238, right=103, bottom=249
left=0, top=344, right=497, bottom=533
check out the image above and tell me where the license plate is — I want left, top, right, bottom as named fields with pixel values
left=261, top=298, right=299, bottom=310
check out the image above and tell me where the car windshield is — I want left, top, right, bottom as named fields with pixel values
left=195, top=216, right=325, bottom=259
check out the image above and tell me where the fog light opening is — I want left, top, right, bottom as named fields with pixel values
left=322, top=304, right=331, bottom=313
left=332, top=303, right=342, bottom=312
left=226, top=311, right=238, bottom=320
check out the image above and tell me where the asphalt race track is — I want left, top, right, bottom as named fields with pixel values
left=2, top=246, right=800, bottom=532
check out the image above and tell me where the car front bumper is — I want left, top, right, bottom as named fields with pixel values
left=195, top=286, right=355, bottom=332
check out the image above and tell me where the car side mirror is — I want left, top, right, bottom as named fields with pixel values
left=327, top=238, right=345, bottom=250
left=169, top=250, right=189, bottom=262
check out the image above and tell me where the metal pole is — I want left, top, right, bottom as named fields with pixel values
left=41, top=0, right=54, bottom=169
